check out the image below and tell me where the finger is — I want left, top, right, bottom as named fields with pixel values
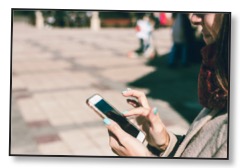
left=103, top=118, right=128, bottom=141
left=126, top=99, right=141, bottom=108
left=147, top=107, right=164, bottom=129
left=111, top=148, right=118, bottom=155
left=123, top=107, right=150, bottom=118
left=109, top=135, right=126, bottom=156
left=124, top=107, right=161, bottom=128
left=112, top=148, right=121, bottom=156
left=108, top=130, right=123, bottom=147
left=148, top=107, right=160, bottom=121
left=122, top=89, right=150, bottom=108
left=108, top=130, right=125, bottom=156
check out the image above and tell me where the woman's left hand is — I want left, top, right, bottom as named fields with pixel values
left=103, top=118, right=152, bottom=157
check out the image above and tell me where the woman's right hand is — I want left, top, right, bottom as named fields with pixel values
left=122, top=88, right=170, bottom=151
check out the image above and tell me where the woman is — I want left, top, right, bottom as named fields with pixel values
left=103, top=13, right=230, bottom=158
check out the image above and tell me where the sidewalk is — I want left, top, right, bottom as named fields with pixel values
left=11, top=22, right=191, bottom=156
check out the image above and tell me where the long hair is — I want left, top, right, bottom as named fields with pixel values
left=214, top=13, right=230, bottom=107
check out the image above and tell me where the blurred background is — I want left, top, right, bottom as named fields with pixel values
left=11, top=9, right=205, bottom=156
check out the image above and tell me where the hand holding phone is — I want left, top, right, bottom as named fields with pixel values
left=86, top=94, right=145, bottom=143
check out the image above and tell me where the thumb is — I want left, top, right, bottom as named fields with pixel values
left=148, top=107, right=166, bottom=132
left=103, top=118, right=125, bottom=139
left=148, top=107, right=161, bottom=125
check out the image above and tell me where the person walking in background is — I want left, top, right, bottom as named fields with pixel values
left=103, top=13, right=230, bottom=158
left=168, top=13, right=196, bottom=68
left=128, top=14, right=156, bottom=59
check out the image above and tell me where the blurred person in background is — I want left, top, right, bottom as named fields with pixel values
left=168, top=13, right=196, bottom=68
left=103, top=13, right=230, bottom=158
left=128, top=14, right=156, bottom=59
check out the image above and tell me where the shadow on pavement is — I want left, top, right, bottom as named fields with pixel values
left=127, top=54, right=203, bottom=123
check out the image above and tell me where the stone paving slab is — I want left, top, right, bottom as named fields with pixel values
left=10, top=22, right=189, bottom=156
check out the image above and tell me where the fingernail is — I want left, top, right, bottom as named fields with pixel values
left=103, top=118, right=111, bottom=125
left=122, top=88, right=131, bottom=94
left=121, top=110, right=128, bottom=114
left=122, top=90, right=127, bottom=94
left=152, top=107, right=158, bottom=115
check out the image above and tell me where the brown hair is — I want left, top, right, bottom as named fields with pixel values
left=214, top=13, right=230, bottom=108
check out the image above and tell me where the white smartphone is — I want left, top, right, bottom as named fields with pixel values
left=86, top=94, right=145, bottom=143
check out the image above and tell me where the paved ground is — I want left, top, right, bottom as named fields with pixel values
left=10, top=22, right=202, bottom=156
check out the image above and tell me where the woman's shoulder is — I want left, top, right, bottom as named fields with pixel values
left=210, top=108, right=228, bottom=127
left=201, top=108, right=228, bottom=143
left=196, top=107, right=228, bottom=121
left=203, top=107, right=228, bottom=129
left=189, top=107, right=228, bottom=140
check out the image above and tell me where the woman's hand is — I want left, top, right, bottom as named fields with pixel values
left=122, top=88, right=170, bottom=151
left=103, top=118, right=152, bottom=156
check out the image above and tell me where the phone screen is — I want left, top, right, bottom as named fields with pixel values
left=95, top=99, right=139, bottom=137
